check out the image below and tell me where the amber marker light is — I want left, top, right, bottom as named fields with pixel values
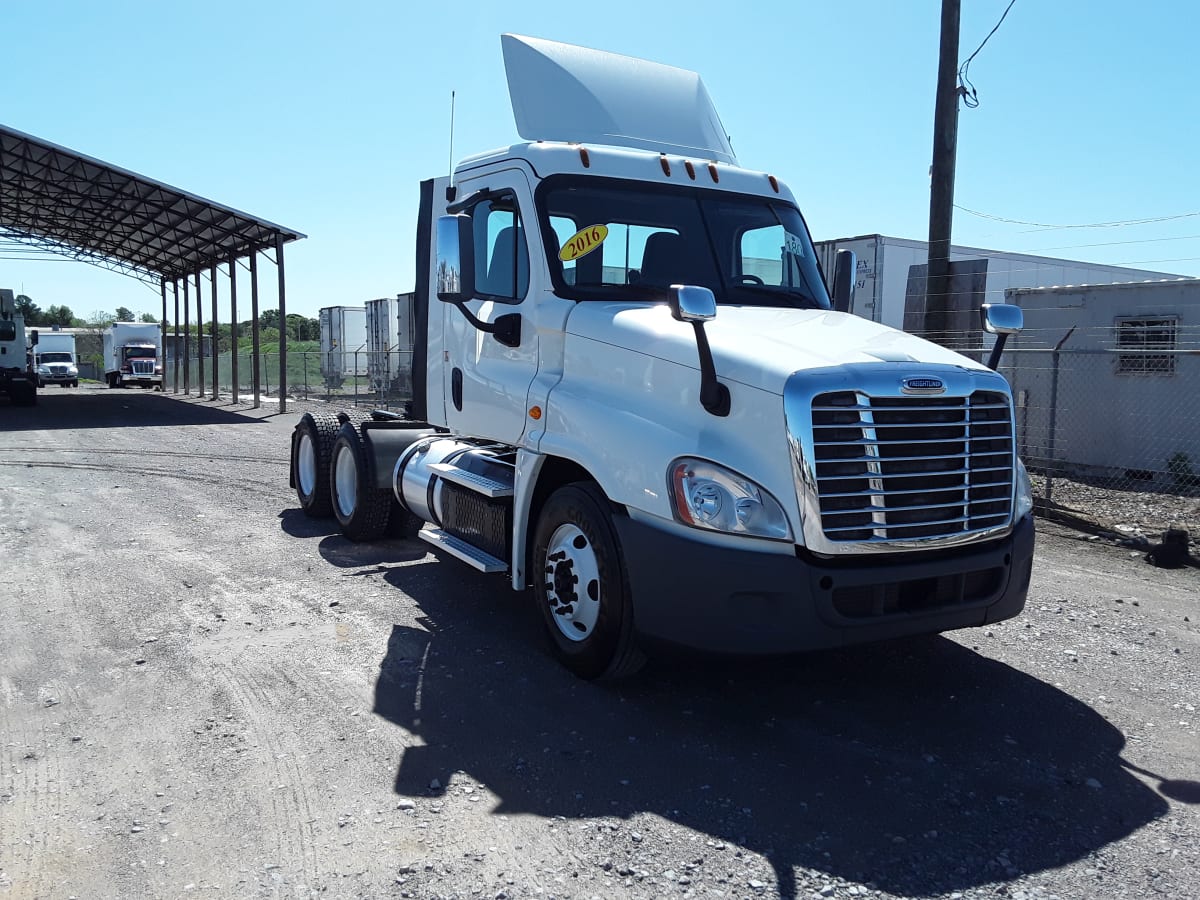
left=529, top=406, right=543, bottom=420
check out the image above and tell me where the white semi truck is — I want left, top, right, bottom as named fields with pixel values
left=290, top=35, right=1035, bottom=679
left=0, top=288, right=37, bottom=406
left=103, top=322, right=163, bottom=389
left=32, top=330, right=79, bottom=388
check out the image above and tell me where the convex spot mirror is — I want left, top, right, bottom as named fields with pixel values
left=831, top=249, right=857, bottom=313
left=981, top=303, right=1023, bottom=335
left=436, top=214, right=475, bottom=303
left=668, top=285, right=717, bottom=323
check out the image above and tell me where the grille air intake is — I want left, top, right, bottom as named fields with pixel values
left=811, top=390, right=1013, bottom=542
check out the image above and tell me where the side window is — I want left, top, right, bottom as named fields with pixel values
left=740, top=224, right=790, bottom=285
left=472, top=196, right=528, bottom=302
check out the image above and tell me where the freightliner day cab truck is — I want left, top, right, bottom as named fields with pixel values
left=290, top=35, right=1035, bottom=679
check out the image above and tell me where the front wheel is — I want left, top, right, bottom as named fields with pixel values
left=532, top=483, right=645, bottom=680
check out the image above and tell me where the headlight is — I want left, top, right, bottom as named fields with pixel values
left=1015, top=457, right=1033, bottom=521
left=669, top=458, right=792, bottom=541
left=67, top=366, right=78, bottom=375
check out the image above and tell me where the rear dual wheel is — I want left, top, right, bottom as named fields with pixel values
left=330, top=421, right=393, bottom=541
left=292, top=412, right=340, bottom=517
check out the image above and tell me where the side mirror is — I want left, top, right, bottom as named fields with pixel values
left=435, top=214, right=475, bottom=303
left=28, top=329, right=39, bottom=346
left=981, top=302, right=1023, bottom=335
left=667, top=285, right=717, bottom=323
left=980, top=303, right=1023, bottom=371
left=831, top=249, right=856, bottom=313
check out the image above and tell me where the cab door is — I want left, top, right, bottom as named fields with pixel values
left=442, top=167, right=540, bottom=445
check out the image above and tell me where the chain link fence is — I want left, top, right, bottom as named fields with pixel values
left=171, top=349, right=416, bottom=411
left=997, top=345, right=1199, bottom=540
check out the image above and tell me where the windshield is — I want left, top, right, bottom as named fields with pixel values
left=39, top=352, right=73, bottom=363
left=537, top=176, right=831, bottom=309
left=124, top=347, right=157, bottom=359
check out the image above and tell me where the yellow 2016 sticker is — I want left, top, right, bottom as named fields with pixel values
left=558, top=224, right=608, bottom=262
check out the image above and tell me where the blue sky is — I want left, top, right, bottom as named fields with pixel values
left=2, top=0, right=1197, bottom=321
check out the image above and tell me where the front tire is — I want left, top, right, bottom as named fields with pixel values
left=329, top=422, right=391, bottom=541
left=532, top=483, right=645, bottom=680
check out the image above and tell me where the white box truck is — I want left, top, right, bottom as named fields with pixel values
left=365, top=293, right=415, bottom=397
left=32, top=330, right=78, bottom=388
left=318, top=306, right=367, bottom=387
left=103, top=322, right=162, bottom=389
left=289, top=36, right=1035, bottom=680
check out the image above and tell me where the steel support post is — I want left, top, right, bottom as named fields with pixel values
left=159, top=279, right=167, bottom=390
left=229, top=259, right=239, bottom=404
left=276, top=234, right=288, bottom=414
left=250, top=251, right=261, bottom=409
left=183, top=276, right=191, bottom=395
left=208, top=264, right=217, bottom=400
left=173, top=280, right=180, bottom=392
left=195, top=271, right=205, bottom=398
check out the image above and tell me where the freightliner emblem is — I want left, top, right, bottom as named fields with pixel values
left=901, top=376, right=946, bottom=394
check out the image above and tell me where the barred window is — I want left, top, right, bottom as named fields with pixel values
left=1115, top=317, right=1177, bottom=375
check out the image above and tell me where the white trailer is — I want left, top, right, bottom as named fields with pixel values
left=290, top=35, right=1035, bottom=680
left=814, top=234, right=1179, bottom=334
left=32, top=330, right=78, bottom=388
left=318, top=306, right=367, bottom=386
left=103, top=322, right=162, bottom=389
left=365, top=293, right=415, bottom=396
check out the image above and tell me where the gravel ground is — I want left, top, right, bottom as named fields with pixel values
left=1, top=385, right=1196, bottom=900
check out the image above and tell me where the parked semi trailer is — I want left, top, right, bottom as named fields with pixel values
left=289, top=35, right=1035, bottom=679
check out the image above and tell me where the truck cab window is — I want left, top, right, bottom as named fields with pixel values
left=538, top=176, right=830, bottom=309
left=473, top=197, right=528, bottom=302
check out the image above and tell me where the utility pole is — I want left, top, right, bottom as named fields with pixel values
left=926, top=0, right=961, bottom=345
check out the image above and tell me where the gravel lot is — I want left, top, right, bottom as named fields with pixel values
left=1, top=386, right=1197, bottom=900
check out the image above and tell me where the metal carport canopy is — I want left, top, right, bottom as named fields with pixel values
left=0, top=123, right=304, bottom=279
left=1, top=122, right=306, bottom=410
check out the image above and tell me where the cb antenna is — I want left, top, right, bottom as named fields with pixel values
left=448, top=90, right=456, bottom=184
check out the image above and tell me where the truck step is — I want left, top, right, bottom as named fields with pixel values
left=429, top=463, right=514, bottom=498
left=419, top=527, right=508, bottom=573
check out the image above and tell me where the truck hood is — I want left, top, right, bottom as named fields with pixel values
left=564, top=302, right=986, bottom=393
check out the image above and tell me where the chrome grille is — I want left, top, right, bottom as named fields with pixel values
left=811, top=390, right=1013, bottom=542
left=130, top=359, right=156, bottom=375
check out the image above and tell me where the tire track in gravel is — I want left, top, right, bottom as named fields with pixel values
left=0, top=447, right=288, bottom=466
left=0, top=460, right=279, bottom=495
left=211, top=659, right=324, bottom=895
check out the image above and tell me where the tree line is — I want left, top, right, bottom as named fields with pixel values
left=14, top=295, right=318, bottom=347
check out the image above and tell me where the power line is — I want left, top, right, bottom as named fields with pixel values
left=955, top=204, right=1200, bottom=230
left=958, top=0, right=1018, bottom=109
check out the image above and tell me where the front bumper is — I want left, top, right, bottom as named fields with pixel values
left=614, top=514, right=1035, bottom=655
left=40, top=373, right=76, bottom=384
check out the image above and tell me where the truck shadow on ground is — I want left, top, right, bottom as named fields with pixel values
left=0, top=386, right=268, bottom=430
left=370, top=560, right=1173, bottom=899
